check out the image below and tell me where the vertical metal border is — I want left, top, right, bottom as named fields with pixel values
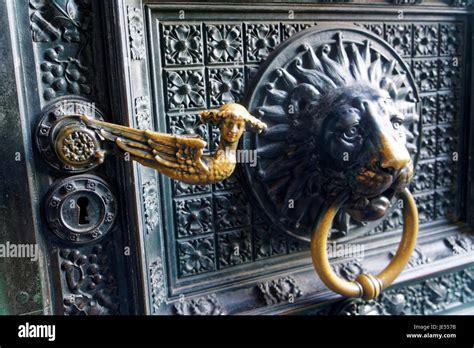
left=467, top=15, right=474, bottom=227
left=0, top=0, right=52, bottom=315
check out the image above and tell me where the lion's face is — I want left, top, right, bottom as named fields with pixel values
left=320, top=87, right=414, bottom=222
left=244, top=28, right=420, bottom=239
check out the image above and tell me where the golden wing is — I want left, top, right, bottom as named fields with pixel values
left=81, top=116, right=209, bottom=183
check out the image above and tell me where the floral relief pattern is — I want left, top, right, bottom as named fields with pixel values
left=410, top=161, right=435, bottom=193
left=415, top=193, right=435, bottom=223
left=412, top=59, right=438, bottom=92
left=414, top=24, right=438, bottom=57
left=175, top=197, right=213, bottom=237
left=385, top=24, right=412, bottom=57
left=245, top=23, right=280, bottom=63
left=178, top=237, right=216, bottom=276
left=420, top=94, right=437, bottom=126
left=257, top=276, right=303, bottom=306
left=214, top=191, right=250, bottom=231
left=437, top=126, right=457, bottom=155
left=168, top=113, right=209, bottom=141
left=416, top=55, right=462, bottom=226
left=440, top=23, right=463, bottom=56
left=206, top=24, right=243, bottom=63
left=332, top=268, right=474, bottom=315
left=174, top=294, right=225, bottom=315
left=163, top=24, right=203, bottom=65
left=217, top=229, right=252, bottom=268
left=439, top=58, right=461, bottom=90
left=436, top=159, right=456, bottom=189
left=332, top=260, right=366, bottom=282
left=166, top=69, right=206, bottom=111
left=438, top=93, right=458, bottom=124
left=208, top=67, right=244, bottom=106
left=253, top=224, right=287, bottom=260
left=435, top=190, right=455, bottom=218
left=419, top=127, right=437, bottom=159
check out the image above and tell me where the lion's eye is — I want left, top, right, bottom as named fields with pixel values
left=391, top=118, right=403, bottom=130
left=342, top=126, right=360, bottom=141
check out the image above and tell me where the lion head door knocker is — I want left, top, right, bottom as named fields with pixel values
left=243, top=24, right=421, bottom=300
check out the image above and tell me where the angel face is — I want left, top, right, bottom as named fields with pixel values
left=320, top=87, right=414, bottom=222
left=221, top=116, right=246, bottom=143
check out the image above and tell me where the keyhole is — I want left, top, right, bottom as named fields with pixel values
left=76, top=196, right=90, bottom=225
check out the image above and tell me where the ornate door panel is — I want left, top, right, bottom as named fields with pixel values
left=135, top=2, right=474, bottom=314
left=1, top=0, right=474, bottom=315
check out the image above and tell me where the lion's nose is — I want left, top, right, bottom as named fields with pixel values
left=379, top=134, right=411, bottom=171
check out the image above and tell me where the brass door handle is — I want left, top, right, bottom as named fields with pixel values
left=311, top=188, right=418, bottom=300
left=37, top=101, right=266, bottom=183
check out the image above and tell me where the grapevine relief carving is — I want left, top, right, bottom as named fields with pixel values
left=29, top=0, right=92, bottom=100
left=60, top=243, right=120, bottom=315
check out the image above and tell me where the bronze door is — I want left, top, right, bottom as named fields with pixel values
left=1, top=0, right=474, bottom=315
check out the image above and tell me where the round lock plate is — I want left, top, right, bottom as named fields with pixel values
left=36, top=96, right=105, bottom=173
left=45, top=175, right=116, bottom=244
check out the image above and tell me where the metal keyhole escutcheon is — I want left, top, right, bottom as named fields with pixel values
left=44, top=175, right=116, bottom=244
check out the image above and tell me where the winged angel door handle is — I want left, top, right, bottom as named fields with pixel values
left=83, top=103, right=266, bottom=184
left=36, top=101, right=266, bottom=182
left=37, top=24, right=421, bottom=301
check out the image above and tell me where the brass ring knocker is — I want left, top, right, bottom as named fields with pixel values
left=311, top=188, right=418, bottom=300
